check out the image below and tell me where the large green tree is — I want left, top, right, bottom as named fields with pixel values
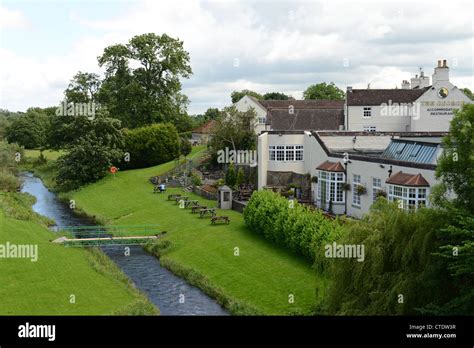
left=5, top=108, right=51, bottom=149
left=262, top=92, right=291, bottom=100
left=64, top=71, right=101, bottom=103
left=97, top=33, right=192, bottom=128
left=303, top=82, right=344, bottom=100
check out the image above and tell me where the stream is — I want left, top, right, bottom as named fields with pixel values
left=20, top=172, right=228, bottom=316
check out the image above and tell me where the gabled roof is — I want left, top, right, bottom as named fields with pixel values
left=192, top=120, right=216, bottom=134
left=380, top=139, right=438, bottom=164
left=316, top=160, right=345, bottom=172
left=259, top=100, right=343, bottom=109
left=386, top=171, right=430, bottom=187
left=346, top=88, right=429, bottom=106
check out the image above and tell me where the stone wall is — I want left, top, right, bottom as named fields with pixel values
left=193, top=186, right=217, bottom=200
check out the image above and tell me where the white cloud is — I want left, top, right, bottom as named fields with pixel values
left=0, top=6, right=29, bottom=29
left=0, top=0, right=472, bottom=114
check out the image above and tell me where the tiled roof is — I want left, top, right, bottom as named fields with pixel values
left=192, top=120, right=216, bottom=134
left=381, top=139, right=438, bottom=164
left=386, top=171, right=430, bottom=187
left=346, top=88, right=429, bottom=106
left=316, top=160, right=345, bottom=172
left=259, top=100, right=344, bottom=109
left=267, top=108, right=344, bottom=131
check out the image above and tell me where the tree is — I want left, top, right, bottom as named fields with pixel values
left=180, top=137, right=192, bottom=158
left=461, top=87, right=473, bottom=100
left=6, top=108, right=51, bottom=149
left=203, top=107, right=220, bottom=120
left=208, top=106, right=257, bottom=164
left=262, top=92, right=291, bottom=100
left=54, top=117, right=124, bottom=190
left=434, top=104, right=474, bottom=213
left=225, top=162, right=236, bottom=187
left=64, top=71, right=101, bottom=103
left=97, top=33, right=192, bottom=128
left=231, top=90, right=263, bottom=103
left=122, top=123, right=180, bottom=169
left=236, top=167, right=245, bottom=187
left=303, top=82, right=344, bottom=100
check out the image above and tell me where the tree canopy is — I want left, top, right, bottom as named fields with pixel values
left=231, top=90, right=263, bottom=103
left=303, top=82, right=344, bottom=100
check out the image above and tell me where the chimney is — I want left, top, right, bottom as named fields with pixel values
left=347, top=86, right=353, bottom=93
left=418, top=68, right=430, bottom=88
left=401, top=80, right=410, bottom=89
left=432, top=59, right=449, bottom=85
left=411, top=74, right=421, bottom=88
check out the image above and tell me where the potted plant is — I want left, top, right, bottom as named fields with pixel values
left=311, top=176, right=318, bottom=183
left=355, top=184, right=367, bottom=195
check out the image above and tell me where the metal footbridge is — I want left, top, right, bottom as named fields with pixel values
left=52, top=224, right=164, bottom=247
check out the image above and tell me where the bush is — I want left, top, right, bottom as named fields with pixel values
left=123, top=123, right=180, bottom=169
left=225, top=162, right=236, bottom=187
left=191, top=173, right=202, bottom=186
left=244, top=190, right=345, bottom=262
left=0, top=170, right=20, bottom=192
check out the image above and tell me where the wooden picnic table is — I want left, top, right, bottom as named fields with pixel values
left=211, top=216, right=230, bottom=225
left=182, top=200, right=199, bottom=208
left=168, top=194, right=181, bottom=201
left=199, top=208, right=217, bottom=218
left=175, top=196, right=189, bottom=204
left=191, top=205, right=207, bottom=214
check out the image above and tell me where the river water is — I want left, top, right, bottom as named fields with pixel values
left=20, top=172, right=228, bottom=316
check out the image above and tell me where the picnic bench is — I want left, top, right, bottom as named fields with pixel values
left=191, top=205, right=207, bottom=214
left=168, top=194, right=181, bottom=201
left=211, top=216, right=230, bottom=225
left=153, top=184, right=166, bottom=193
left=175, top=196, right=189, bottom=204
left=182, top=200, right=199, bottom=208
left=199, top=208, right=217, bottom=218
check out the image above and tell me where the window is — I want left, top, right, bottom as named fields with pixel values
left=269, top=146, right=275, bottom=160
left=388, top=185, right=428, bottom=210
left=285, top=145, right=295, bottom=161
left=372, top=177, right=382, bottom=202
left=363, top=125, right=376, bottom=132
left=276, top=146, right=285, bottom=161
left=352, top=174, right=361, bottom=206
left=258, top=117, right=266, bottom=124
left=318, top=170, right=345, bottom=203
left=363, top=107, right=372, bottom=118
left=223, top=192, right=230, bottom=202
left=295, top=145, right=304, bottom=161
left=268, top=145, right=304, bottom=162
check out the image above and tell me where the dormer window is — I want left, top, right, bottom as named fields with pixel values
left=386, top=171, right=430, bottom=210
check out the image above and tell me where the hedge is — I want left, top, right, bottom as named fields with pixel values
left=243, top=190, right=346, bottom=263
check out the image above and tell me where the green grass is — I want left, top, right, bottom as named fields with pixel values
left=66, top=149, right=324, bottom=315
left=0, top=192, right=158, bottom=315
left=24, top=149, right=64, bottom=161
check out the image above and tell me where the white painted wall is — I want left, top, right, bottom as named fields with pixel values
left=346, top=105, right=411, bottom=132
left=234, top=95, right=268, bottom=134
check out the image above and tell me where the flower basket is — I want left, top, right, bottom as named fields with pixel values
left=355, top=184, right=367, bottom=195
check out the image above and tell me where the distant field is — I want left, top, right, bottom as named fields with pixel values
left=24, top=149, right=64, bottom=161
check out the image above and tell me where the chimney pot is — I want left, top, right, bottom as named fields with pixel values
left=443, top=59, right=447, bottom=67
left=438, top=60, right=442, bottom=67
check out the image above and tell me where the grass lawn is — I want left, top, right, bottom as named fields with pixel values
left=67, top=148, right=324, bottom=315
left=24, top=149, right=65, bottom=161
left=0, top=193, right=157, bottom=315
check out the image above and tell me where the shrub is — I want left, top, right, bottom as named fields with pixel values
left=225, top=162, right=236, bottom=187
left=123, top=123, right=180, bottom=169
left=191, top=173, right=202, bottom=186
left=244, top=190, right=345, bottom=262
left=0, top=170, right=20, bottom=192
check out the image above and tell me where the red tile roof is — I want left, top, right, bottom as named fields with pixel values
left=386, top=171, right=430, bottom=187
left=316, top=160, right=345, bottom=172
left=192, top=120, right=216, bottom=134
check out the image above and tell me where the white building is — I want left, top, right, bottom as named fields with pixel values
left=258, top=130, right=446, bottom=218
left=346, top=60, right=472, bottom=133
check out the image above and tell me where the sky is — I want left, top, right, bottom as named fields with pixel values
left=0, top=0, right=473, bottom=115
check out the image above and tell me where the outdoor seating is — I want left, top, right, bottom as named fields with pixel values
left=211, top=216, right=230, bottom=225
left=168, top=194, right=181, bottom=201
left=191, top=205, right=207, bottom=214
left=199, top=208, right=216, bottom=218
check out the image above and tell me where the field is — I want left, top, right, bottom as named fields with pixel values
left=66, top=148, right=325, bottom=315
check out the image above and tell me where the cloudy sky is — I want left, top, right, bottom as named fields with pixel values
left=0, top=0, right=472, bottom=114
